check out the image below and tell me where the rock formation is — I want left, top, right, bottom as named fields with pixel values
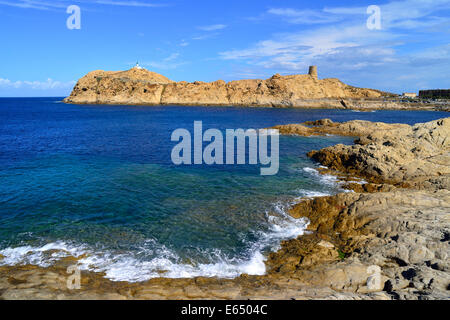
left=64, top=67, right=390, bottom=107
left=272, top=118, right=450, bottom=188
left=264, top=188, right=450, bottom=300
left=1, top=118, right=448, bottom=300
left=266, top=117, right=450, bottom=299
left=306, top=118, right=450, bottom=187
left=271, top=118, right=409, bottom=137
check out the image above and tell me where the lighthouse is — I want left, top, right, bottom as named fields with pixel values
left=133, top=61, right=144, bottom=70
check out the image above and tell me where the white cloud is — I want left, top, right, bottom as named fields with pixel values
left=273, top=0, right=450, bottom=29
left=219, top=0, right=450, bottom=92
left=192, top=33, right=220, bottom=41
left=0, top=78, right=76, bottom=90
left=164, top=53, right=180, bottom=61
left=192, top=25, right=226, bottom=42
left=197, top=24, right=227, bottom=31
left=267, top=8, right=342, bottom=24
left=0, top=0, right=168, bottom=10
left=0, top=0, right=66, bottom=10
left=220, top=23, right=387, bottom=66
left=95, top=1, right=167, bottom=7
left=142, top=53, right=187, bottom=70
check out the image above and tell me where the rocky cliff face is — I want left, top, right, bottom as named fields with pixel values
left=64, top=68, right=387, bottom=107
left=267, top=117, right=450, bottom=300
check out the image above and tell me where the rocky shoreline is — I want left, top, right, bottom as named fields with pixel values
left=0, top=118, right=448, bottom=300
left=63, top=67, right=386, bottom=108
left=63, top=67, right=449, bottom=112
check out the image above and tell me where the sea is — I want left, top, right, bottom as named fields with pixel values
left=0, top=97, right=447, bottom=282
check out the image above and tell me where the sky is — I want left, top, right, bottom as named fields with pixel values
left=0, top=0, right=449, bottom=97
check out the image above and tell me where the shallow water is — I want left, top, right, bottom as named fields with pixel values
left=0, top=98, right=447, bottom=281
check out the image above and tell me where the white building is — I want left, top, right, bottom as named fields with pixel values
left=133, top=62, right=144, bottom=70
left=402, top=92, right=417, bottom=98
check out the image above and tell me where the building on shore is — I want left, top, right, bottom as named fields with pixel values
left=419, top=89, right=450, bottom=99
left=402, top=92, right=417, bottom=98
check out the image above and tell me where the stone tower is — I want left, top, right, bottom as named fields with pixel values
left=308, top=66, right=318, bottom=80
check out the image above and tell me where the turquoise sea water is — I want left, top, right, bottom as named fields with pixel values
left=0, top=98, right=447, bottom=281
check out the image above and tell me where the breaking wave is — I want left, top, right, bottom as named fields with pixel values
left=0, top=201, right=309, bottom=282
left=0, top=166, right=347, bottom=283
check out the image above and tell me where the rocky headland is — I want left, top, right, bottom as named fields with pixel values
left=266, top=117, right=450, bottom=299
left=273, top=118, right=449, bottom=188
left=64, top=66, right=444, bottom=111
left=0, top=118, right=449, bottom=300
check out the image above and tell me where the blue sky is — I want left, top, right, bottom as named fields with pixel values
left=0, top=0, right=449, bottom=96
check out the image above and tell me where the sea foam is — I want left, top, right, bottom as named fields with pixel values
left=0, top=200, right=308, bottom=282
left=0, top=166, right=345, bottom=283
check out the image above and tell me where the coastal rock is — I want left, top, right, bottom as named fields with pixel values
left=266, top=189, right=450, bottom=298
left=265, top=117, right=450, bottom=299
left=272, top=119, right=409, bottom=137
left=307, top=118, right=450, bottom=186
left=66, top=69, right=173, bottom=105
left=64, top=67, right=389, bottom=107
left=274, top=118, right=450, bottom=187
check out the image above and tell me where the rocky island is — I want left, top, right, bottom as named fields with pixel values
left=64, top=66, right=449, bottom=111
left=1, top=117, right=448, bottom=300
left=59, top=65, right=401, bottom=109
left=64, top=65, right=383, bottom=107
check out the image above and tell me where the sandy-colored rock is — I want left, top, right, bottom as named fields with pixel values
left=267, top=189, right=450, bottom=298
left=66, top=69, right=173, bottom=105
left=64, top=67, right=391, bottom=107
left=272, top=118, right=409, bottom=137
left=64, top=67, right=450, bottom=111
left=307, top=118, right=450, bottom=187
left=274, top=118, right=450, bottom=188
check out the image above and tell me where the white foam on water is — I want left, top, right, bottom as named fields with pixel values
left=73, top=239, right=270, bottom=282
left=303, top=167, right=341, bottom=186
left=0, top=203, right=306, bottom=282
left=79, top=199, right=310, bottom=282
left=0, top=241, right=87, bottom=267
left=0, top=236, right=276, bottom=282
left=347, top=178, right=368, bottom=184
left=0, top=198, right=309, bottom=283
left=351, top=110, right=376, bottom=113
left=1, top=165, right=346, bottom=282
left=295, top=189, right=331, bottom=199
